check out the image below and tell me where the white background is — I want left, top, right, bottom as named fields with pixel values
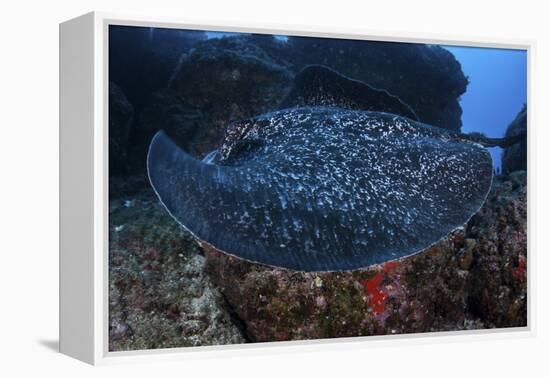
left=1, top=0, right=548, bottom=375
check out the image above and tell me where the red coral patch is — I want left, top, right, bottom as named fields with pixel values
left=362, top=272, right=388, bottom=315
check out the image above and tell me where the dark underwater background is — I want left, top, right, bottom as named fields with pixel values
left=108, top=25, right=527, bottom=351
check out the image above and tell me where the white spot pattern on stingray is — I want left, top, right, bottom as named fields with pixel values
left=148, top=106, right=492, bottom=272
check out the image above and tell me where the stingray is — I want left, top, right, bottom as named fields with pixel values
left=147, top=65, right=501, bottom=272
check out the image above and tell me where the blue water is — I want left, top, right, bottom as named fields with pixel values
left=443, top=46, right=527, bottom=171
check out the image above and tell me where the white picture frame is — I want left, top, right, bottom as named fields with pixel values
left=59, top=11, right=534, bottom=365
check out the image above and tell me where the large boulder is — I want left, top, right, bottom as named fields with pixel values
left=127, top=89, right=207, bottom=174
left=502, top=105, right=527, bottom=174
left=138, top=35, right=293, bottom=159
left=204, top=173, right=527, bottom=341
left=285, top=37, right=468, bottom=131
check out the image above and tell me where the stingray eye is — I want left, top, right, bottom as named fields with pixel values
left=223, top=137, right=265, bottom=164
left=219, top=118, right=270, bottom=164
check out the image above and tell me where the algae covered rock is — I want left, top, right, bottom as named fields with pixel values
left=108, top=183, right=246, bottom=351
left=203, top=173, right=527, bottom=341
left=465, top=171, right=527, bottom=327
left=502, top=105, right=527, bottom=174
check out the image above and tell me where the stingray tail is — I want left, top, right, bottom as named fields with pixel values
left=464, top=131, right=527, bottom=148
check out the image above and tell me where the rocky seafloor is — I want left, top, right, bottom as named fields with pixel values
left=109, top=177, right=246, bottom=350
left=109, top=171, right=527, bottom=350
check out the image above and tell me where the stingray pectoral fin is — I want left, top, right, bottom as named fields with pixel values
left=148, top=131, right=229, bottom=236
left=280, top=64, right=419, bottom=121
left=147, top=131, right=281, bottom=267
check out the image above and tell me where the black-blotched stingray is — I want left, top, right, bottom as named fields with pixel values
left=147, top=65, right=500, bottom=272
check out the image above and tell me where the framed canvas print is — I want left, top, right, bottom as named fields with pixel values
left=59, top=12, right=531, bottom=365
